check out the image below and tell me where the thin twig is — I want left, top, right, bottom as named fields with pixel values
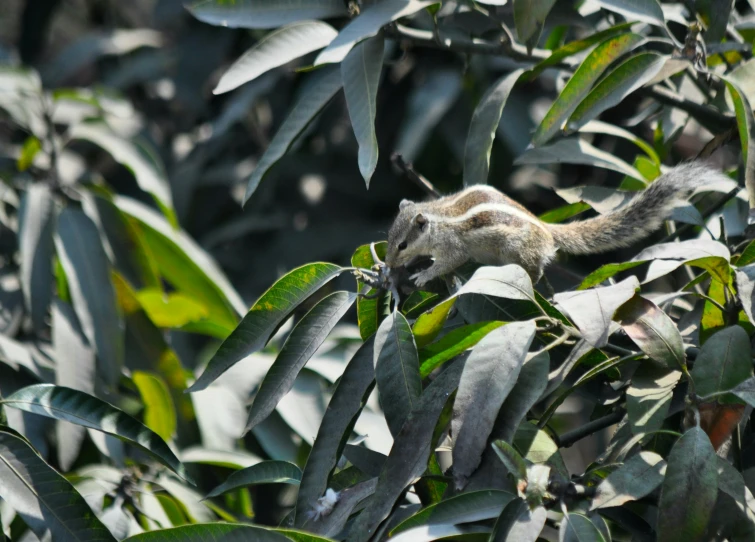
left=556, top=409, right=626, bottom=448
left=391, top=153, right=442, bottom=199
left=640, top=86, right=735, bottom=133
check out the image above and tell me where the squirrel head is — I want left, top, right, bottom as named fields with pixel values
left=385, top=199, right=432, bottom=268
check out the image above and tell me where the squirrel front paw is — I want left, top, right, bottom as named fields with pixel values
left=409, top=269, right=435, bottom=288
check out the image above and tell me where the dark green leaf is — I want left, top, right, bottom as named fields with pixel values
left=731, top=376, right=755, bottom=406
left=616, top=295, right=686, bottom=370
left=532, top=33, right=645, bottom=146
left=591, top=451, right=666, bottom=509
left=390, top=490, right=514, bottom=535
left=374, top=311, right=421, bottom=436
left=0, top=428, right=115, bottom=541
left=626, top=364, right=681, bottom=434
left=691, top=326, right=753, bottom=400
left=3, top=384, right=192, bottom=484
left=513, top=0, right=556, bottom=51
left=18, top=184, right=54, bottom=333
left=554, top=276, right=639, bottom=347
left=186, top=0, right=348, bottom=29
left=514, top=422, right=568, bottom=477
left=315, top=0, right=435, bottom=65
left=214, top=22, right=337, bottom=94
left=566, top=53, right=666, bottom=132
left=657, top=427, right=718, bottom=542
left=560, top=512, right=607, bottom=542
left=56, top=207, right=124, bottom=387
left=343, top=34, right=384, bottom=187
left=351, top=242, right=387, bottom=340
left=295, top=338, right=375, bottom=525
left=492, top=440, right=528, bottom=485
left=593, top=0, right=666, bottom=28
left=245, top=66, right=343, bottom=202
left=452, top=321, right=536, bottom=487
left=724, top=81, right=755, bottom=215
left=490, top=498, right=546, bottom=542
left=245, top=291, right=356, bottom=432
left=463, top=69, right=524, bottom=186
left=188, top=262, right=342, bottom=392
left=348, top=358, right=465, bottom=540
left=124, top=523, right=293, bottom=541
left=205, top=461, right=301, bottom=499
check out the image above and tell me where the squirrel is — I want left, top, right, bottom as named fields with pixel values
left=385, top=162, right=732, bottom=287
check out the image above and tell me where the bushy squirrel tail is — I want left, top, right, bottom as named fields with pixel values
left=546, top=162, right=732, bottom=255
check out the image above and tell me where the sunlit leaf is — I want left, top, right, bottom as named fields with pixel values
left=188, top=262, right=342, bottom=392
left=205, top=461, right=301, bottom=499
left=593, top=0, right=666, bottom=28
left=123, top=522, right=293, bottom=541
left=626, top=364, right=681, bottom=434
left=560, top=512, right=607, bottom=542
left=133, top=371, right=176, bottom=442
left=490, top=498, right=546, bottom=542
left=591, top=451, right=666, bottom=509
left=186, top=0, right=348, bottom=29
left=419, top=321, right=504, bottom=378
left=513, top=0, right=556, bottom=51
left=691, top=326, right=752, bottom=400
left=616, top=295, right=686, bottom=370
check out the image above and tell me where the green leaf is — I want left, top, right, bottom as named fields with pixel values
left=214, top=21, right=338, bottom=94
left=3, top=384, right=193, bottom=484
left=591, top=451, right=666, bottom=509
left=578, top=119, right=660, bottom=164
left=56, top=207, right=124, bottom=387
left=205, top=461, right=301, bottom=499
left=180, top=447, right=262, bottom=469
left=513, top=422, right=567, bottom=477
left=538, top=202, right=591, bottom=224
left=456, top=264, right=535, bottom=301
left=133, top=371, right=176, bottom=442
left=244, top=66, right=343, bottom=203
left=115, top=196, right=244, bottom=332
left=342, top=34, right=384, bottom=187
left=724, top=80, right=755, bottom=210
left=275, top=529, right=336, bottom=542
left=188, top=262, right=342, bottom=392
left=244, top=291, right=356, bottom=432
left=124, top=523, right=293, bottom=541
left=463, top=69, right=524, bottom=186
left=295, top=339, right=374, bottom=526
left=419, top=321, right=504, bottom=378
left=136, top=290, right=209, bottom=328
left=315, top=0, right=436, bottom=65
left=657, top=427, right=719, bottom=542
left=492, top=440, right=528, bottom=486
left=593, top=0, right=666, bottom=28
left=452, top=321, right=536, bottom=488
left=626, top=364, right=681, bottom=434
left=17, top=136, right=41, bottom=171
left=18, top=184, right=55, bottom=334
left=634, top=239, right=732, bottom=285
left=531, top=33, right=645, bottom=146
left=351, top=242, right=387, bottom=340
left=412, top=297, right=456, bottom=349
left=579, top=261, right=645, bottom=289
left=0, top=428, right=116, bottom=541
left=691, top=326, right=753, bottom=400
left=566, top=53, right=666, bottom=132
left=615, top=295, right=686, bottom=370
left=490, top=498, right=547, bottom=542
left=391, top=489, right=514, bottom=535
left=730, top=376, right=755, bottom=407
left=186, top=0, right=348, bottom=29
left=516, top=137, right=643, bottom=180
left=374, top=311, right=421, bottom=436
left=348, top=358, right=465, bottom=538
left=554, top=276, right=639, bottom=347
left=69, top=121, right=173, bottom=213
left=560, top=513, right=607, bottom=542
left=513, top=0, right=556, bottom=51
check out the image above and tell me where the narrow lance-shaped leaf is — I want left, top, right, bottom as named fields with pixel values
left=188, top=262, right=342, bottom=392
left=3, top=384, right=193, bottom=484
left=214, top=21, right=338, bottom=95
left=244, top=66, right=343, bottom=203
left=532, top=33, right=645, bottom=146
left=452, top=321, right=536, bottom=488
left=350, top=242, right=387, bottom=340
left=123, top=523, right=295, bottom=541
left=591, top=451, right=667, bottom=510
left=18, top=184, right=55, bottom=333
left=691, top=326, right=753, bottom=400
left=133, top=371, right=176, bottom=442
left=374, top=311, right=421, bottom=436
left=594, top=0, right=667, bottom=28
left=244, top=291, right=356, bottom=433
left=724, top=80, right=755, bottom=211
left=513, top=0, right=556, bottom=52
left=295, top=339, right=375, bottom=526
left=205, top=461, right=301, bottom=499
left=315, top=0, right=436, bottom=65
left=566, top=53, right=666, bottom=133
left=56, top=207, right=124, bottom=387
left=560, top=513, right=607, bottom=542
left=626, top=364, right=681, bottom=435
left=463, top=69, right=524, bottom=186
left=342, top=34, right=384, bottom=187
left=186, top=0, right=348, bottom=29
left=490, top=498, right=547, bottom=542
left=0, top=428, right=116, bottom=541
left=657, top=427, right=719, bottom=542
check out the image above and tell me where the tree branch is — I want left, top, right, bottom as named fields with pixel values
left=639, top=86, right=736, bottom=133
left=556, top=408, right=626, bottom=448
left=391, top=153, right=441, bottom=199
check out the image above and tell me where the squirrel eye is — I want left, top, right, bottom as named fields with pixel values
left=398, top=241, right=408, bottom=251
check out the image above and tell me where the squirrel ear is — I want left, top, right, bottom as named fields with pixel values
left=399, top=199, right=414, bottom=210
left=414, top=213, right=428, bottom=231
